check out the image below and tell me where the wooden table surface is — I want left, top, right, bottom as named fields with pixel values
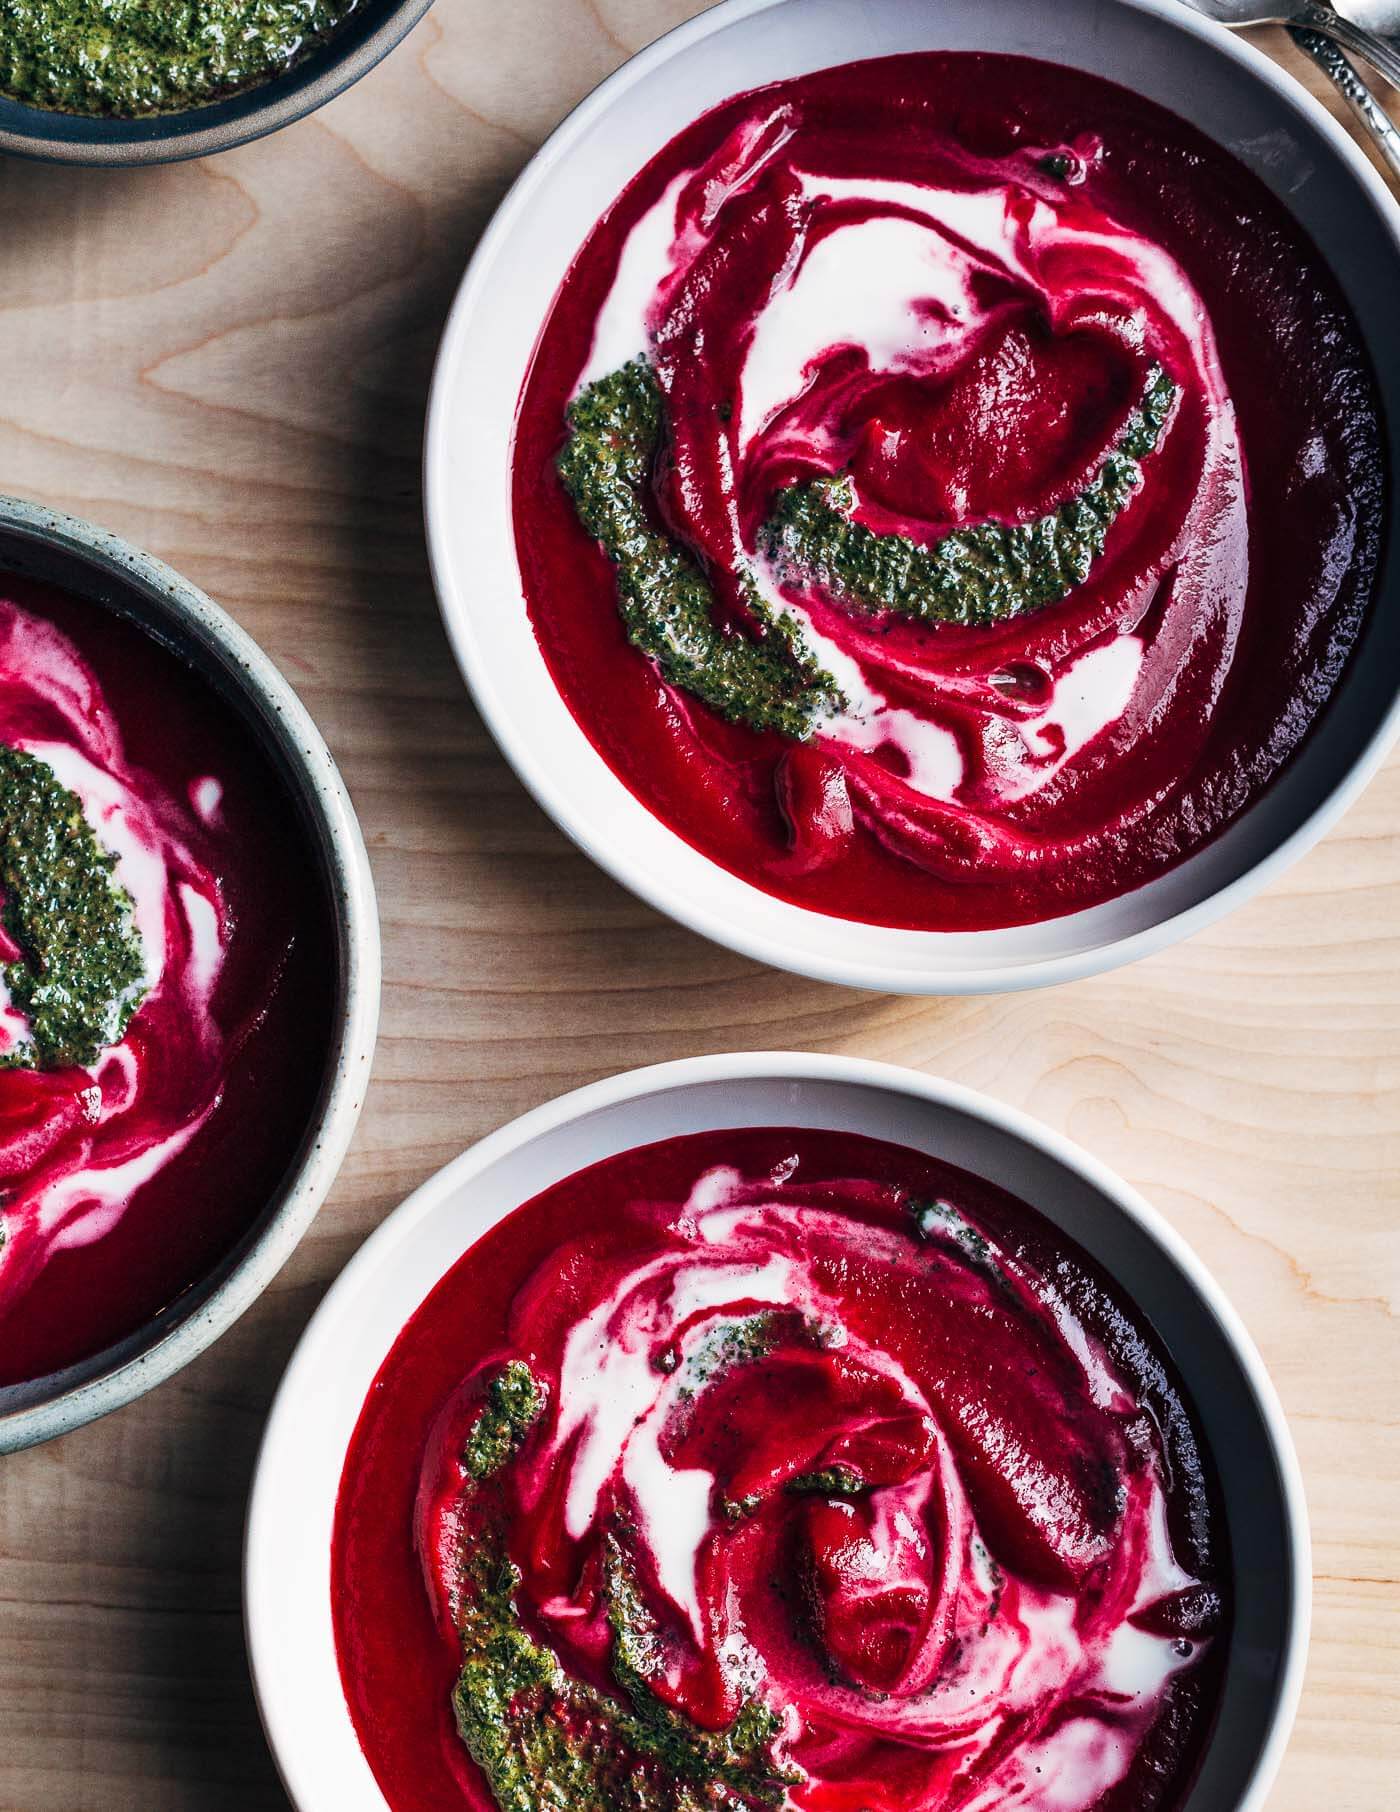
left=0, top=7, right=1396, bottom=1809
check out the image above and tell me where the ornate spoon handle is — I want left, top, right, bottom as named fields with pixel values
left=1290, top=24, right=1400, bottom=183
left=1295, top=0, right=1400, bottom=91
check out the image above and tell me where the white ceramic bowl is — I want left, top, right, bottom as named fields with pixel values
left=246, top=1052, right=1309, bottom=1812
left=424, top=0, right=1400, bottom=994
left=0, top=497, right=381, bottom=1451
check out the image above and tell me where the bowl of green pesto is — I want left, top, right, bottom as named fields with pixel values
left=0, top=0, right=435, bottom=163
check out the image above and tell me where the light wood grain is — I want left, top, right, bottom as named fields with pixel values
left=0, top=7, right=1396, bottom=1809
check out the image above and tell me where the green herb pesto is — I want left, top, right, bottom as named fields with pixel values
left=910, top=1198, right=1004, bottom=1284
left=763, top=366, right=1178, bottom=627
left=560, top=359, right=1176, bottom=737
left=0, top=743, right=147, bottom=1071
left=0, top=0, right=362, bottom=117
left=787, top=1465, right=867, bottom=1497
left=453, top=1363, right=798, bottom=1812
left=463, top=1360, right=547, bottom=1482
left=556, top=361, right=844, bottom=740
left=678, top=1311, right=779, bottom=1389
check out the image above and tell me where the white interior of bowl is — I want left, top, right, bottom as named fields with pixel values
left=246, top=1053, right=1308, bottom=1812
left=424, top=0, right=1400, bottom=994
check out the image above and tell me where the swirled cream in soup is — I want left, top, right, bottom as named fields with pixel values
left=334, top=1129, right=1227, bottom=1812
left=0, top=581, right=335, bottom=1385
left=513, top=54, right=1385, bottom=929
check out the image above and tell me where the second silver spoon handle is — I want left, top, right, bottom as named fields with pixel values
left=1295, top=0, right=1400, bottom=91
left=1290, top=24, right=1400, bottom=183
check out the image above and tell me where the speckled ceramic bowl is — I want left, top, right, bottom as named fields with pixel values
left=0, top=495, right=380, bottom=1451
left=0, top=0, right=434, bottom=166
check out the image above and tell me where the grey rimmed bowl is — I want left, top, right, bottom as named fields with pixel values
left=0, top=495, right=381, bottom=1451
left=0, top=0, right=434, bottom=166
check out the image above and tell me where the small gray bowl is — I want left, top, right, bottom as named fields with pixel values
left=0, top=0, right=434, bottom=167
left=0, top=495, right=381, bottom=1451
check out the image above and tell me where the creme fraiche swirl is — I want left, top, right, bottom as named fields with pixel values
left=413, top=1152, right=1223, bottom=1812
left=0, top=595, right=229, bottom=1311
left=565, top=112, right=1246, bottom=883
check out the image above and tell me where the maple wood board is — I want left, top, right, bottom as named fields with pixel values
left=0, top=8, right=1396, bottom=1810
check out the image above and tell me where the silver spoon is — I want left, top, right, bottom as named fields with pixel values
left=1184, top=0, right=1400, bottom=88
left=1290, top=26, right=1400, bottom=182
left=1331, top=0, right=1400, bottom=33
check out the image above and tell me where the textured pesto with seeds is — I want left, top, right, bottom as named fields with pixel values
left=788, top=1464, right=867, bottom=1496
left=678, top=1311, right=779, bottom=1389
left=462, top=1360, right=546, bottom=1481
left=910, top=1197, right=1003, bottom=1280
left=452, top=1361, right=798, bottom=1811
left=763, top=366, right=1178, bottom=627
left=0, top=0, right=362, bottom=117
left=0, top=744, right=147, bottom=1071
left=556, top=360, right=844, bottom=739
left=559, top=359, right=1176, bottom=735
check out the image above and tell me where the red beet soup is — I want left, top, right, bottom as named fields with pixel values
left=512, top=53, right=1386, bottom=931
left=0, top=578, right=336, bottom=1386
left=334, top=1127, right=1228, bottom=1812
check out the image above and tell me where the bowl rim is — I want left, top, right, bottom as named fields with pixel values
left=423, top=0, right=1400, bottom=996
left=0, top=0, right=436, bottom=167
left=245, top=1048, right=1312, bottom=1812
left=0, top=493, right=382, bottom=1451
